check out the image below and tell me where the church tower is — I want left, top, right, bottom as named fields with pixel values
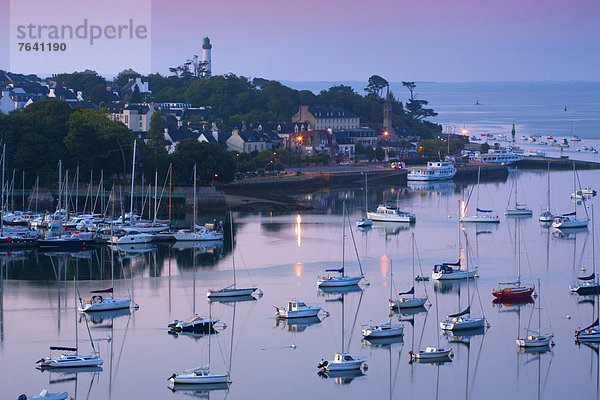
left=383, top=85, right=394, bottom=135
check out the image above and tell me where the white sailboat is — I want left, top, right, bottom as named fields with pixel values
left=516, top=280, right=554, bottom=348
left=207, top=212, right=258, bottom=298
left=356, top=173, right=373, bottom=227
left=504, top=167, right=532, bottom=216
left=169, top=301, right=230, bottom=385
left=37, top=277, right=103, bottom=369
left=553, top=162, right=589, bottom=229
left=570, top=205, right=600, bottom=295
left=174, top=165, right=224, bottom=242
left=539, top=162, right=555, bottom=223
left=460, top=166, right=500, bottom=223
left=390, top=234, right=428, bottom=308
left=79, top=243, right=132, bottom=312
left=362, top=260, right=404, bottom=339
left=318, top=291, right=366, bottom=372
left=318, top=202, right=364, bottom=287
left=440, top=230, right=487, bottom=331
left=410, top=283, right=453, bottom=361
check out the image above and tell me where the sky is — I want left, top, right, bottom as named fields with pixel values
left=1, top=0, right=599, bottom=81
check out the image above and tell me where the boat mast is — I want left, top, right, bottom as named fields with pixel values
left=1, top=144, right=5, bottom=236
left=58, top=160, right=62, bottom=238
left=342, top=201, right=346, bottom=278
left=517, top=219, right=521, bottom=284
left=465, top=229, right=471, bottom=318
left=411, top=233, right=415, bottom=299
left=153, top=170, right=158, bottom=224
left=593, top=205, right=597, bottom=287
left=364, top=173, right=368, bottom=216
left=230, top=211, right=236, bottom=289
left=74, top=274, right=78, bottom=354
left=573, top=162, right=577, bottom=217
left=514, top=167, right=518, bottom=208
left=476, top=166, right=481, bottom=216
left=75, top=165, right=79, bottom=214
left=129, top=140, right=137, bottom=221
left=546, top=162, right=551, bottom=211
left=193, top=164, right=197, bottom=234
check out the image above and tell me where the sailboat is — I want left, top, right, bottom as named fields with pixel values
left=516, top=280, right=554, bottom=348
left=576, top=296, right=600, bottom=342
left=410, top=283, right=453, bottom=361
left=79, top=245, right=132, bottom=312
left=170, top=248, right=220, bottom=334
left=174, top=165, right=224, bottom=242
left=362, top=260, right=404, bottom=339
left=539, top=162, right=555, bottom=223
left=356, top=173, right=373, bottom=227
left=492, top=219, right=534, bottom=299
left=553, top=162, right=589, bottom=229
left=318, top=290, right=366, bottom=372
left=390, top=234, right=428, bottom=308
left=433, top=203, right=477, bottom=281
left=37, top=276, right=104, bottom=369
left=318, top=202, right=364, bottom=287
left=207, top=212, right=258, bottom=298
left=461, top=167, right=500, bottom=223
left=504, top=167, right=532, bottom=216
left=571, top=205, right=600, bottom=295
left=168, top=301, right=230, bottom=385
left=440, top=230, right=487, bottom=330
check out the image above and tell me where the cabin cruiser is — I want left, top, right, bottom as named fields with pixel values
left=367, top=205, right=416, bottom=223
left=406, top=161, right=456, bottom=181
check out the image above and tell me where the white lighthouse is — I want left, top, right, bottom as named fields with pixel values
left=202, top=37, right=212, bottom=77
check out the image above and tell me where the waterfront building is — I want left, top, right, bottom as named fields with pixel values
left=292, top=105, right=360, bottom=131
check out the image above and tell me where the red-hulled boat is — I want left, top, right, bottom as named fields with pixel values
left=492, top=283, right=534, bottom=300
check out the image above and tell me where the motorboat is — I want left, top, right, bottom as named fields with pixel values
left=27, top=390, right=69, bottom=400
left=109, top=230, right=154, bottom=244
left=409, top=347, right=453, bottom=360
left=168, top=316, right=220, bottom=334
left=571, top=187, right=597, bottom=199
left=318, top=353, right=366, bottom=372
left=406, top=160, right=456, bottom=181
left=367, top=205, right=415, bottom=223
left=361, top=321, right=404, bottom=339
left=275, top=301, right=321, bottom=319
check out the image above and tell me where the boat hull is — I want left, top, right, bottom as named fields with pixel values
left=492, top=287, right=534, bottom=299
left=460, top=215, right=500, bottom=223
left=317, top=276, right=362, bottom=287
left=410, top=349, right=452, bottom=360
left=170, top=373, right=229, bottom=384
left=578, top=330, right=600, bottom=342
left=570, top=282, right=600, bottom=295
left=505, top=209, right=533, bottom=217
left=553, top=219, right=589, bottom=229
left=277, top=308, right=321, bottom=319
left=440, top=317, right=485, bottom=331
left=37, top=355, right=103, bottom=369
left=367, top=212, right=415, bottom=223
left=390, top=297, right=427, bottom=309
left=325, top=360, right=365, bottom=371
left=516, top=336, right=552, bottom=348
left=361, top=326, right=404, bottom=338
left=432, top=269, right=477, bottom=281
left=207, top=287, right=256, bottom=298
left=79, top=298, right=131, bottom=312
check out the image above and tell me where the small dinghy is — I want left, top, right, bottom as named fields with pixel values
left=409, top=347, right=453, bottom=360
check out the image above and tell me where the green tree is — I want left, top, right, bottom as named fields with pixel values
left=405, top=99, right=438, bottom=122
left=172, top=140, right=236, bottom=184
left=87, top=83, right=113, bottom=104
left=375, top=146, right=385, bottom=161
left=365, top=75, right=389, bottom=97
left=402, top=81, right=416, bottom=101
left=147, top=112, right=166, bottom=154
left=55, top=70, right=106, bottom=94
left=129, top=86, right=143, bottom=103
left=114, top=69, right=141, bottom=87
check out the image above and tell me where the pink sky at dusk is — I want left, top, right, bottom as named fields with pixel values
left=1, top=0, right=599, bottom=81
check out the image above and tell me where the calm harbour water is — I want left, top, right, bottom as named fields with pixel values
left=2, top=169, right=600, bottom=399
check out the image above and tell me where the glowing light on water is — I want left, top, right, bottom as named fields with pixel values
left=294, top=262, right=303, bottom=278
left=295, top=213, right=302, bottom=247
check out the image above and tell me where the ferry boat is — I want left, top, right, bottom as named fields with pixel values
left=406, top=161, right=456, bottom=181
left=470, top=148, right=523, bottom=165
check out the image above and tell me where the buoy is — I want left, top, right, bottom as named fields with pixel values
left=290, top=344, right=297, bottom=349
left=566, top=315, right=571, bottom=320
left=134, top=303, right=140, bottom=309
left=581, top=266, right=586, bottom=272
left=448, top=215, right=452, bottom=219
